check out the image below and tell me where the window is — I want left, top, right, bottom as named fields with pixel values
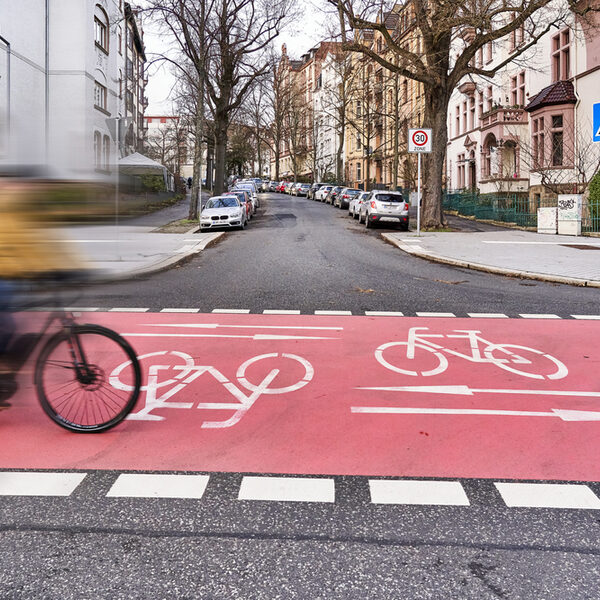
left=94, top=6, right=109, bottom=53
left=552, top=29, right=570, bottom=82
left=455, top=106, right=460, bottom=136
left=356, top=101, right=362, bottom=118
left=126, top=90, right=134, bottom=114
left=486, top=86, right=493, bottom=112
left=518, top=72, right=525, bottom=105
left=126, top=58, right=134, bottom=81
left=476, top=48, right=483, bottom=69
left=510, top=16, right=525, bottom=51
left=94, top=131, right=102, bottom=168
left=485, top=42, right=493, bottom=64
left=103, top=135, right=111, bottom=170
left=532, top=116, right=545, bottom=168
left=478, top=91, right=484, bottom=119
left=551, top=114, right=564, bottom=166
left=94, top=81, right=107, bottom=111
left=462, top=101, right=467, bottom=133
left=356, top=162, right=361, bottom=180
left=511, top=76, right=518, bottom=106
left=469, top=96, right=475, bottom=130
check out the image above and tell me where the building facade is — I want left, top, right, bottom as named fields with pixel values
left=0, top=0, right=146, bottom=179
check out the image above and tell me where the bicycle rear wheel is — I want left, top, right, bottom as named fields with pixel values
left=35, top=324, right=141, bottom=432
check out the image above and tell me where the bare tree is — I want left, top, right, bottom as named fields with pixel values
left=145, top=117, right=189, bottom=188
left=328, top=0, right=590, bottom=227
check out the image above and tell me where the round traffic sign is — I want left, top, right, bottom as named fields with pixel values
left=412, top=130, right=429, bottom=147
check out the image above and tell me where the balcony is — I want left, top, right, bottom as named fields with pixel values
left=480, top=106, right=527, bottom=131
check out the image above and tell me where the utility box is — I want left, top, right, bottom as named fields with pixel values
left=557, top=194, right=582, bottom=236
left=537, top=207, right=557, bottom=234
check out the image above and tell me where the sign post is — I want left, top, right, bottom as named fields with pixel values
left=408, top=128, right=432, bottom=236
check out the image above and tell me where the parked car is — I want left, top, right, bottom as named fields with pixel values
left=349, top=191, right=369, bottom=219
left=229, top=189, right=253, bottom=219
left=283, top=182, right=293, bottom=194
left=234, top=182, right=260, bottom=208
left=358, top=190, right=409, bottom=230
left=296, top=183, right=311, bottom=197
left=289, top=182, right=301, bottom=195
left=307, top=183, right=324, bottom=200
left=334, top=187, right=361, bottom=209
left=315, top=185, right=333, bottom=201
left=269, top=181, right=278, bottom=192
left=326, top=186, right=343, bottom=205
left=200, top=195, right=247, bottom=231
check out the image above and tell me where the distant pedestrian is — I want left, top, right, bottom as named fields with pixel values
left=187, top=177, right=192, bottom=189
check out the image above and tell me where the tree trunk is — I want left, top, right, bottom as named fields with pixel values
left=213, top=115, right=228, bottom=195
left=189, top=103, right=204, bottom=220
left=421, top=87, right=450, bottom=228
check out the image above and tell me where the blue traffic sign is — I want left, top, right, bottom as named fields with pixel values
left=594, top=102, right=600, bottom=142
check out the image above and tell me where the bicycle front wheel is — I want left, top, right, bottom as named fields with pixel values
left=35, top=325, right=141, bottom=432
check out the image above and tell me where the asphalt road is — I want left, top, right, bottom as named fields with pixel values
left=3, top=192, right=600, bottom=599
left=79, top=192, right=600, bottom=316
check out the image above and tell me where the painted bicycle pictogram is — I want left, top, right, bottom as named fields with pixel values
left=375, top=327, right=568, bottom=380
left=109, top=350, right=314, bottom=428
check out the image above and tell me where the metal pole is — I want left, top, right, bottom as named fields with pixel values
left=0, top=36, right=10, bottom=146
left=417, top=152, right=421, bottom=236
left=116, top=118, right=120, bottom=260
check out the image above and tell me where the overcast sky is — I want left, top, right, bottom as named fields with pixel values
left=143, top=1, right=332, bottom=115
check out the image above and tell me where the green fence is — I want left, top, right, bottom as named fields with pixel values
left=582, top=201, right=600, bottom=234
left=443, top=191, right=538, bottom=228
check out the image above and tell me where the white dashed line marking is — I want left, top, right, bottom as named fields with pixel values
left=365, top=311, right=404, bottom=317
left=0, top=472, right=87, bottom=496
left=238, top=476, right=335, bottom=503
left=262, top=310, right=302, bottom=315
left=160, top=308, right=201, bottom=313
left=495, top=483, right=600, bottom=509
left=212, top=309, right=251, bottom=314
left=369, top=480, right=470, bottom=506
left=467, top=313, right=508, bottom=318
left=108, top=308, right=150, bottom=313
left=314, top=310, right=352, bottom=316
left=106, top=474, right=210, bottom=499
left=519, top=314, right=561, bottom=319
left=571, top=315, right=600, bottom=320
left=415, top=312, right=456, bottom=317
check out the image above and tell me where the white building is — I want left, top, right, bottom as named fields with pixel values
left=446, top=8, right=600, bottom=202
left=0, top=0, right=147, bottom=179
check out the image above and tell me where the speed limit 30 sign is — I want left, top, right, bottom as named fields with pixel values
left=408, top=128, right=432, bottom=153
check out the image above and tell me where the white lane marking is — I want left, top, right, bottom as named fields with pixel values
left=369, top=480, right=470, bottom=506
left=519, top=314, right=560, bottom=319
left=122, top=333, right=336, bottom=341
left=0, top=472, right=86, bottom=496
left=571, top=315, right=600, bottom=320
left=144, top=323, right=342, bottom=331
left=483, top=241, right=600, bottom=245
left=467, top=313, right=508, bottom=318
left=351, top=406, right=600, bottom=421
left=160, top=308, right=200, bottom=313
left=365, top=311, right=404, bottom=316
left=314, top=310, right=352, bottom=315
left=263, top=310, right=301, bottom=314
left=106, top=474, right=210, bottom=499
left=355, top=385, right=600, bottom=398
left=495, top=483, right=600, bottom=509
left=415, top=312, right=456, bottom=317
left=238, top=476, right=335, bottom=503
left=63, top=307, right=100, bottom=312
left=212, top=309, right=251, bottom=314
left=109, top=308, right=150, bottom=313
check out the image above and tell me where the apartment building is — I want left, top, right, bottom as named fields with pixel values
left=446, top=8, right=600, bottom=202
left=0, top=0, right=146, bottom=178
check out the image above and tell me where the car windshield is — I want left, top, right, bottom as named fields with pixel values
left=374, top=194, right=404, bottom=203
left=206, top=197, right=239, bottom=208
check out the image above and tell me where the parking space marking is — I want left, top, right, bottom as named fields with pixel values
left=495, top=483, right=600, bottom=509
left=106, top=474, right=210, bottom=499
left=160, top=308, right=201, bottom=313
left=314, top=310, right=352, bottom=316
left=369, top=480, right=470, bottom=506
left=263, top=310, right=302, bottom=315
left=415, top=312, right=456, bottom=317
left=0, top=472, right=87, bottom=496
left=238, top=476, right=335, bottom=503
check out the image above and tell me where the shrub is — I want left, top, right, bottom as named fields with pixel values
left=589, top=171, right=600, bottom=223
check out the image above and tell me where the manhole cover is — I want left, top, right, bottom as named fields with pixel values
left=561, top=244, right=600, bottom=250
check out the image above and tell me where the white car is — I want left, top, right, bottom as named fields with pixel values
left=349, top=191, right=369, bottom=219
left=200, top=195, right=248, bottom=231
left=315, top=185, right=333, bottom=201
left=358, top=190, right=410, bottom=230
left=234, top=182, right=260, bottom=208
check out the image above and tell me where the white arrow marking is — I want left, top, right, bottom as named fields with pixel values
left=143, top=323, right=343, bottom=331
left=351, top=406, right=600, bottom=422
left=122, top=333, right=336, bottom=341
left=356, top=385, right=600, bottom=398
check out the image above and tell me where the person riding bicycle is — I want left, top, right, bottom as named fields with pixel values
left=0, top=173, right=87, bottom=403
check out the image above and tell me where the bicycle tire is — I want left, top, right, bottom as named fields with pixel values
left=35, top=324, right=141, bottom=432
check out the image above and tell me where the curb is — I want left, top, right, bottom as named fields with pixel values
left=381, top=233, right=600, bottom=289
left=88, top=231, right=225, bottom=284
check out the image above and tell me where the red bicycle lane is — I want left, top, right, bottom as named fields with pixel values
left=2, top=313, right=599, bottom=481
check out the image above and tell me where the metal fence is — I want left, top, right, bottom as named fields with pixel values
left=582, top=201, right=600, bottom=234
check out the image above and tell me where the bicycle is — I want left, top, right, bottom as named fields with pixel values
left=375, top=326, right=568, bottom=380
left=3, top=289, right=141, bottom=432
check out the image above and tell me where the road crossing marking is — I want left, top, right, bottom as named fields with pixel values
left=107, top=474, right=210, bottom=499
left=495, top=483, right=600, bottom=510
left=238, top=476, right=335, bottom=503
left=0, top=472, right=87, bottom=496
left=369, top=480, right=470, bottom=506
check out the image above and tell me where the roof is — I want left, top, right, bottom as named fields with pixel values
left=525, top=80, right=577, bottom=112
left=119, top=152, right=166, bottom=176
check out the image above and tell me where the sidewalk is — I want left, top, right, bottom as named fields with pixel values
left=53, top=190, right=222, bottom=282
left=383, top=227, right=600, bottom=287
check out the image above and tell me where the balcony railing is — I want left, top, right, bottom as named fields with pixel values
left=480, top=106, right=527, bottom=130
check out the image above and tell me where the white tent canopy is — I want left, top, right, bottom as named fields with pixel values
left=118, top=152, right=167, bottom=176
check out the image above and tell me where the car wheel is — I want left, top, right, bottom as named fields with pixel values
left=365, top=213, right=373, bottom=228
left=400, top=222, right=409, bottom=231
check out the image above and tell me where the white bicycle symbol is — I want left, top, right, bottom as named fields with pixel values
left=375, top=327, right=568, bottom=380
left=109, top=350, right=314, bottom=428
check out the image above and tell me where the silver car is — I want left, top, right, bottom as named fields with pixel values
left=358, top=190, right=409, bottom=230
left=200, top=195, right=248, bottom=231
left=349, top=191, right=369, bottom=219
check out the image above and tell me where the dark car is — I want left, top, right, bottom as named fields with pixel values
left=308, top=182, right=324, bottom=200
left=326, top=186, right=343, bottom=205
left=334, top=188, right=361, bottom=209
